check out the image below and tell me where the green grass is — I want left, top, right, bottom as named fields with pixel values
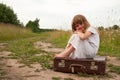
left=108, top=64, right=120, bottom=74
left=52, top=77, right=74, bottom=80
left=98, top=29, right=120, bottom=57
left=77, top=72, right=112, bottom=79
left=47, top=30, right=71, bottom=48
left=5, top=36, right=54, bottom=68
left=64, top=78, right=74, bottom=80
left=0, top=23, right=55, bottom=68
left=52, top=77, right=61, bottom=80
left=0, top=23, right=36, bottom=42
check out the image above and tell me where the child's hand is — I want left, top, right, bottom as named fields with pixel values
left=74, top=29, right=83, bottom=34
left=73, top=31, right=78, bottom=34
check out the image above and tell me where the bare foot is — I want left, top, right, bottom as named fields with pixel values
left=54, top=53, right=66, bottom=58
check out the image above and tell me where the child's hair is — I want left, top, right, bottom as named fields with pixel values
left=72, top=14, right=90, bottom=32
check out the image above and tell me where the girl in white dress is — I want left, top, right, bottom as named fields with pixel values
left=55, top=14, right=100, bottom=59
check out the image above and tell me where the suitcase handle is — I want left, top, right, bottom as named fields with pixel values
left=70, top=64, right=84, bottom=68
left=69, top=64, right=86, bottom=73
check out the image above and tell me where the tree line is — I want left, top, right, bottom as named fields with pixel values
left=98, top=25, right=120, bottom=30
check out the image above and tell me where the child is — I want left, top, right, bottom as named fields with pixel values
left=55, top=14, right=100, bottom=59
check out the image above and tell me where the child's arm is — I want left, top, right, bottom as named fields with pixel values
left=76, top=31, right=92, bottom=40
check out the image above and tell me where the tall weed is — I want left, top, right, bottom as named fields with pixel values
left=98, top=29, right=120, bottom=56
left=0, top=23, right=35, bottom=42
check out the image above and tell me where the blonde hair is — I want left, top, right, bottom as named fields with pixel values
left=72, top=14, right=90, bottom=32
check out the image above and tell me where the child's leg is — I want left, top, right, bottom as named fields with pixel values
left=55, top=44, right=75, bottom=58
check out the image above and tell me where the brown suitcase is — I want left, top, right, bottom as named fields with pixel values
left=54, top=56, right=106, bottom=75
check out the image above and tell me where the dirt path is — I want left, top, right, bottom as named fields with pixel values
left=34, top=41, right=64, bottom=53
left=0, top=42, right=120, bottom=80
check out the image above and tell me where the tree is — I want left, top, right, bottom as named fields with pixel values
left=26, top=18, right=40, bottom=32
left=98, top=26, right=104, bottom=30
left=112, top=25, right=119, bottom=30
left=0, top=3, right=20, bottom=25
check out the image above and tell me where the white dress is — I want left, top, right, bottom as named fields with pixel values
left=67, top=26, right=100, bottom=59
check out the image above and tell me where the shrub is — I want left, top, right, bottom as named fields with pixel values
left=0, top=3, right=20, bottom=25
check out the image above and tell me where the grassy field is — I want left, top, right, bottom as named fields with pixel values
left=0, top=23, right=37, bottom=42
left=0, top=24, right=120, bottom=68
left=0, top=24, right=120, bottom=79
left=98, top=29, right=120, bottom=57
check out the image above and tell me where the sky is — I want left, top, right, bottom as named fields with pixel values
left=0, top=0, right=120, bottom=30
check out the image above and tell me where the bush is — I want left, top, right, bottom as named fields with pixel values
left=26, top=18, right=40, bottom=32
left=0, top=3, right=20, bottom=25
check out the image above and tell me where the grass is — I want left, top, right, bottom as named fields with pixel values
left=46, top=30, right=71, bottom=48
left=52, top=77, right=74, bottom=80
left=0, top=23, right=55, bottom=68
left=63, top=78, right=74, bottom=80
left=50, top=31, right=71, bottom=48
left=108, top=64, right=120, bottom=74
left=52, top=77, right=61, bottom=80
left=5, top=37, right=54, bottom=68
left=0, top=23, right=36, bottom=42
left=98, top=29, right=120, bottom=57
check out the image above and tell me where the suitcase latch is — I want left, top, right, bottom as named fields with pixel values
left=58, top=60, right=65, bottom=67
left=90, top=62, right=98, bottom=70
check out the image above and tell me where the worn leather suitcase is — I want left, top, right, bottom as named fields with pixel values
left=54, top=56, right=106, bottom=75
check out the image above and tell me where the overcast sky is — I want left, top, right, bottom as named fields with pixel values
left=0, top=0, right=120, bottom=30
